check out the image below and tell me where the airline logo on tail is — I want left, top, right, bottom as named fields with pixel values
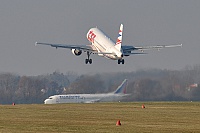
left=115, top=24, right=123, bottom=51
left=114, top=79, right=128, bottom=94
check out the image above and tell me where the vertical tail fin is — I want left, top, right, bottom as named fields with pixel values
left=114, top=79, right=128, bottom=94
left=115, top=24, right=123, bottom=51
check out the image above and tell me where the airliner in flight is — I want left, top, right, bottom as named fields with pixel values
left=44, top=79, right=129, bottom=104
left=36, top=24, right=182, bottom=64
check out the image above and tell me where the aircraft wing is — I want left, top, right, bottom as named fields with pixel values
left=122, top=44, right=182, bottom=55
left=85, top=99, right=101, bottom=103
left=35, top=42, right=97, bottom=52
left=35, top=42, right=115, bottom=55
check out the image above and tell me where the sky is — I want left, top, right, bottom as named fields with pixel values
left=0, top=0, right=199, bottom=76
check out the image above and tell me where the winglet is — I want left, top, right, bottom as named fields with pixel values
left=35, top=42, right=38, bottom=46
left=115, top=24, right=123, bottom=51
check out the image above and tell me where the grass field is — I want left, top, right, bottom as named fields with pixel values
left=0, top=102, right=200, bottom=133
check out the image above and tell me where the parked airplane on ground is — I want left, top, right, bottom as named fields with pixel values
left=44, top=79, right=129, bottom=104
left=36, top=24, right=182, bottom=64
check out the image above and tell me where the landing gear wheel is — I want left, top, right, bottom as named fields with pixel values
left=122, top=59, right=124, bottom=64
left=118, top=60, right=120, bottom=64
left=89, top=59, right=92, bottom=64
left=85, top=59, right=89, bottom=64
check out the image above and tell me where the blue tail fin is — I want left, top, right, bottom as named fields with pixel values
left=114, top=79, right=128, bottom=94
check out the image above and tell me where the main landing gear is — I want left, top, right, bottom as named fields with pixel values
left=118, top=59, right=125, bottom=64
left=85, top=51, right=92, bottom=64
left=85, top=51, right=125, bottom=64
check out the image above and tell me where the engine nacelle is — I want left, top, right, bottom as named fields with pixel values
left=124, top=51, right=131, bottom=56
left=71, top=49, right=82, bottom=56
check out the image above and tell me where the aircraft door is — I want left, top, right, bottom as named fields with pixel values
left=56, top=97, right=59, bottom=103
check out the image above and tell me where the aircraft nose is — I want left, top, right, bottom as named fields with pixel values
left=44, top=99, right=48, bottom=104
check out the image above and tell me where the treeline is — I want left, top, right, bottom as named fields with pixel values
left=0, top=72, right=70, bottom=104
left=0, top=65, right=200, bottom=104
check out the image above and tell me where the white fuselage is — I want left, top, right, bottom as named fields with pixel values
left=86, top=28, right=123, bottom=60
left=44, top=93, right=127, bottom=104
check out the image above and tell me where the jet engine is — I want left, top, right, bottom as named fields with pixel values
left=124, top=51, right=131, bottom=56
left=72, top=49, right=82, bottom=56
